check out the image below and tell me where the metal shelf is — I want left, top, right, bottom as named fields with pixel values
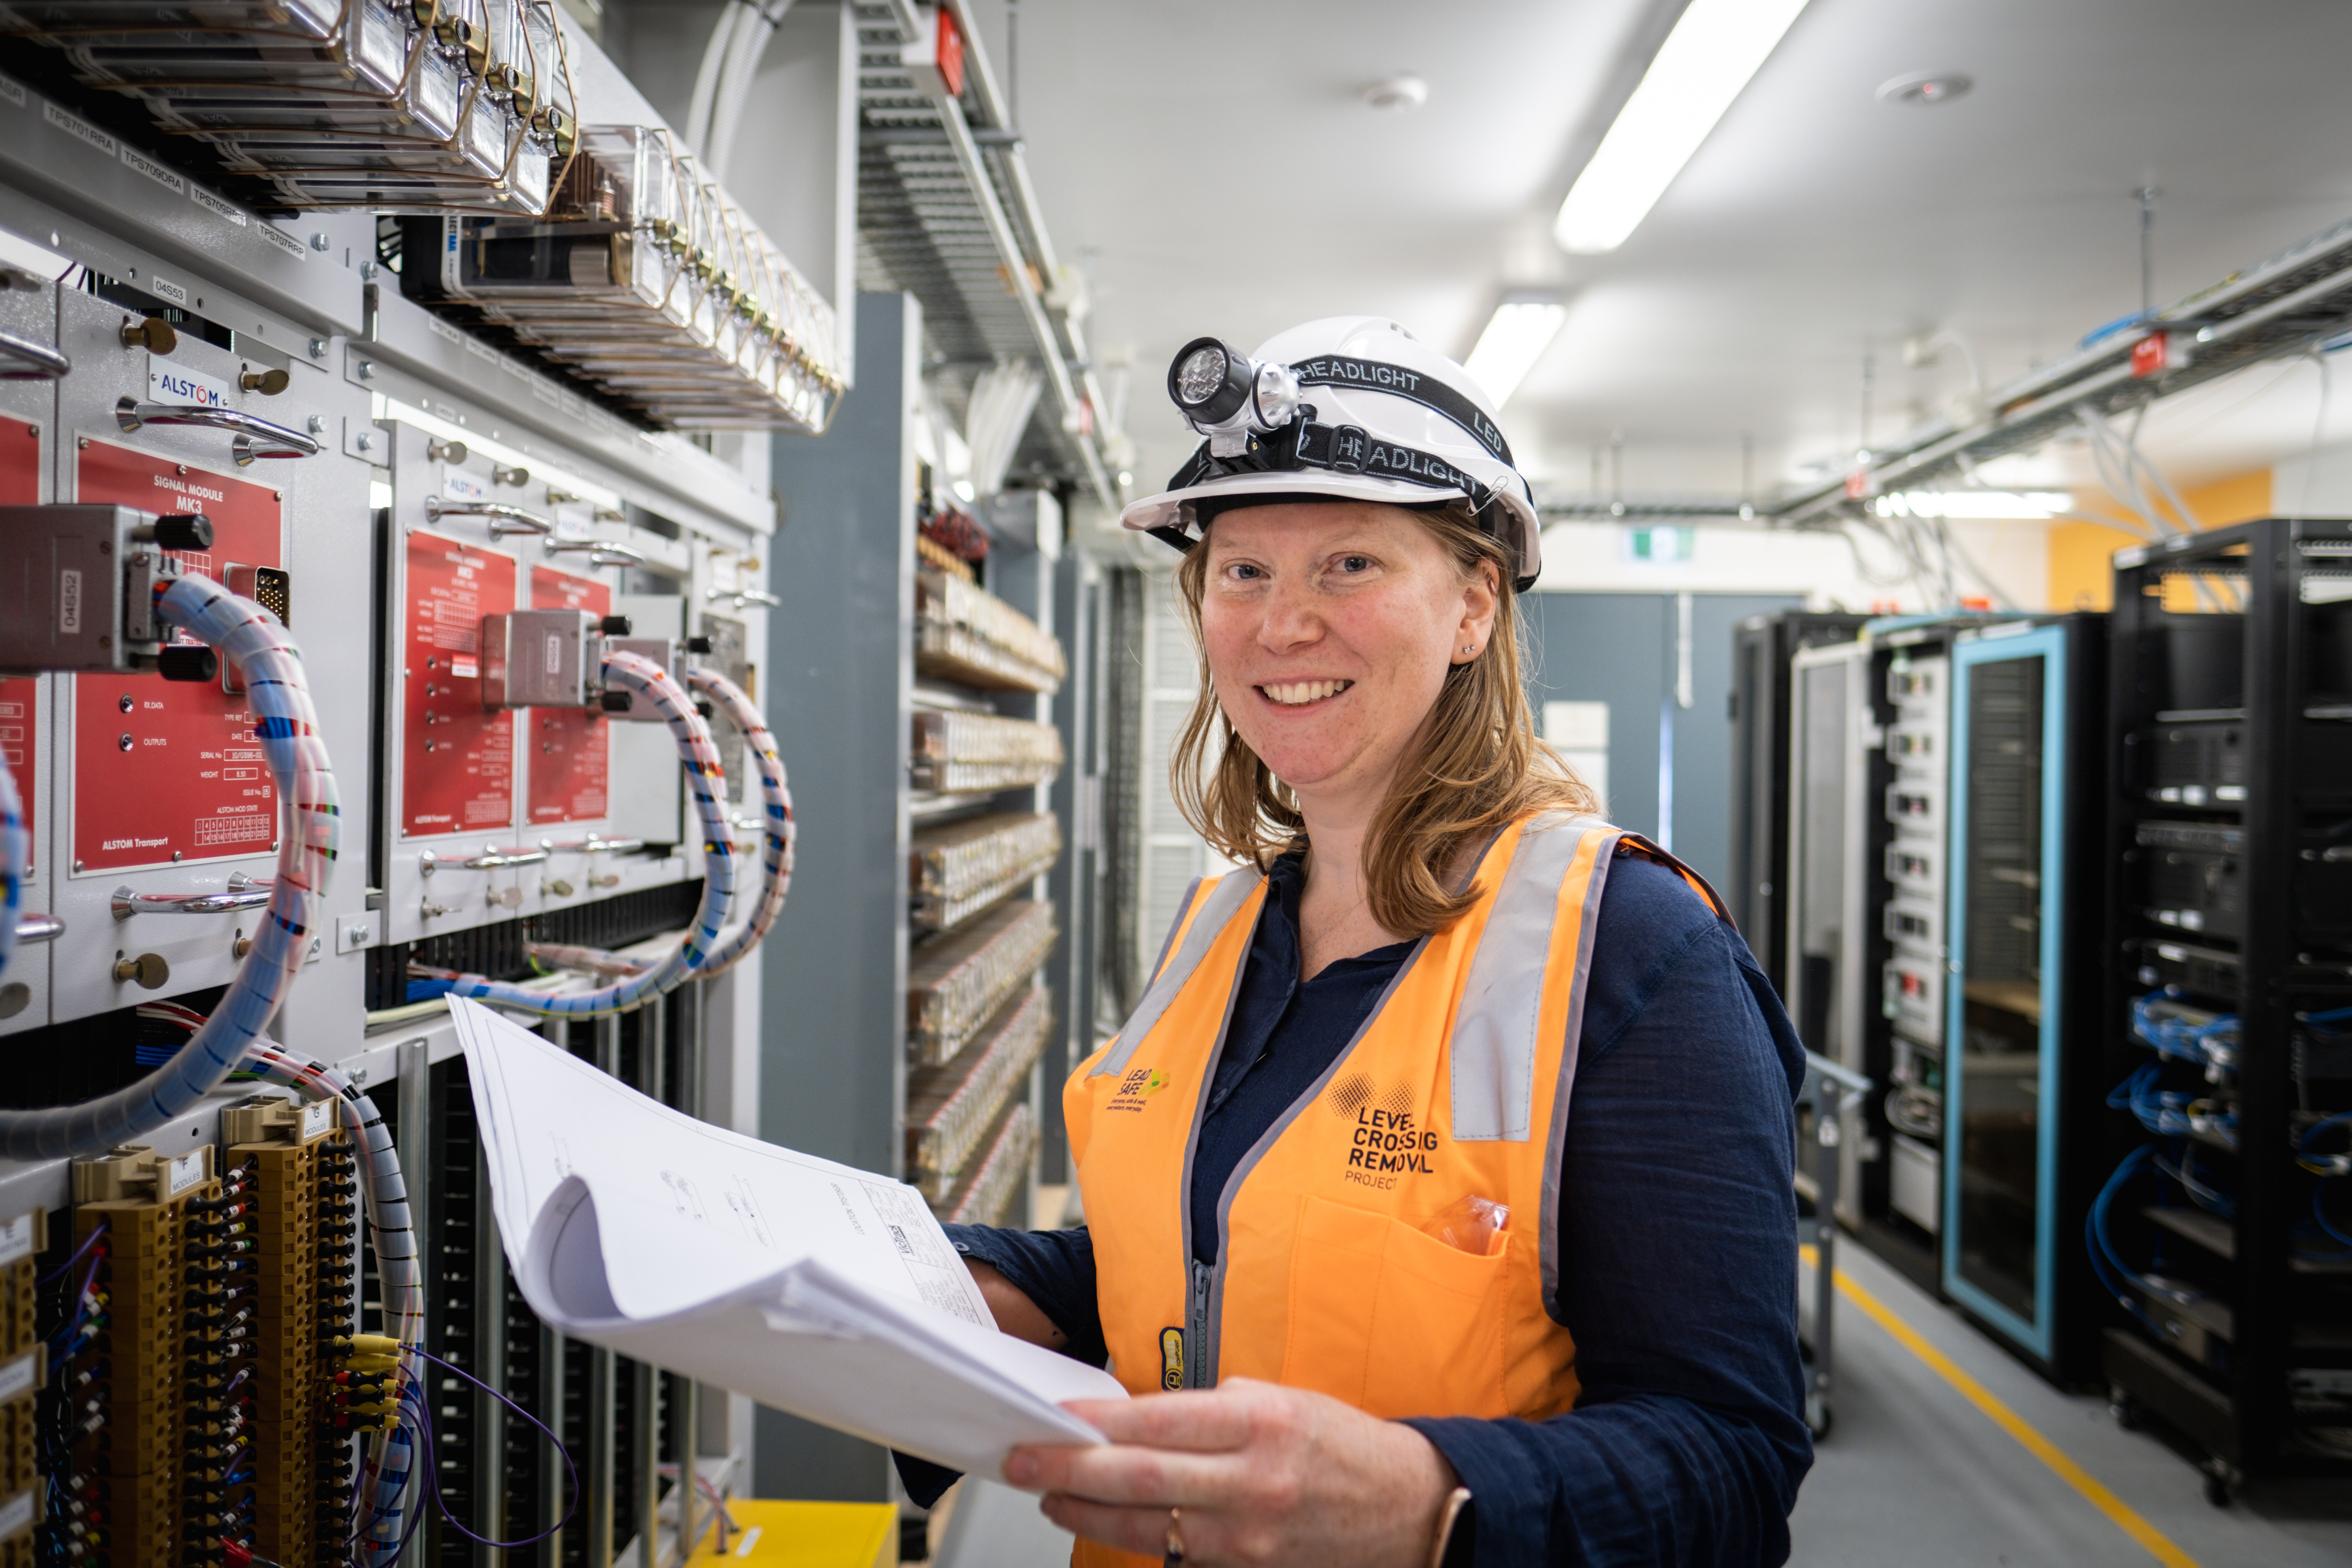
left=850, top=1, right=1115, bottom=505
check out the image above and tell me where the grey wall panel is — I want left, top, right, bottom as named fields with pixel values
left=755, top=292, right=918, bottom=1504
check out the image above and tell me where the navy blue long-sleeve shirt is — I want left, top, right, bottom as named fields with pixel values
left=915, top=846, right=1812, bottom=1566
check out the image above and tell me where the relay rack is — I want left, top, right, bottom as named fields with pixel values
left=0, top=6, right=816, bottom=1563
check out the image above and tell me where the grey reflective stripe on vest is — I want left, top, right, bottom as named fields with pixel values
left=1448, top=813, right=1616, bottom=1141
left=1091, top=866, right=1266, bottom=1078
left=1539, top=828, right=1627, bottom=1323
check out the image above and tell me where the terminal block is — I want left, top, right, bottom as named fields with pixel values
left=69, top=1142, right=223, bottom=1566
left=0, top=504, right=210, bottom=677
left=222, top=1095, right=357, bottom=1567
left=1, top=1210, right=43, bottom=1568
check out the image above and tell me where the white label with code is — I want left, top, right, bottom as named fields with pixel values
left=0, top=1489, right=32, bottom=1542
left=303, top=1099, right=334, bottom=1140
left=0, top=1213, right=32, bottom=1266
left=0, top=1352, right=35, bottom=1405
left=167, top=1150, right=205, bottom=1196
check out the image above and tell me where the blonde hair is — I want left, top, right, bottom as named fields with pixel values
left=1169, top=501, right=1599, bottom=937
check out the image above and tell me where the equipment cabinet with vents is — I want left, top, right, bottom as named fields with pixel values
left=2100, top=520, right=2352, bottom=1494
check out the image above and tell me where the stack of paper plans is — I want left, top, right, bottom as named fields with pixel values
left=449, top=998, right=1123, bottom=1476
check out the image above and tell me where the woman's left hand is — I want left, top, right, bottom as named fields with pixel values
left=1003, top=1378, right=1459, bottom=1566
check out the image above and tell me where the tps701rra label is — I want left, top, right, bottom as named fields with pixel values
left=525, top=565, right=609, bottom=826
left=403, top=530, right=516, bottom=838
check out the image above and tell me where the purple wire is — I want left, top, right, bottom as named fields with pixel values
left=406, top=1343, right=579, bottom=1548
left=37, top=1220, right=107, bottom=1286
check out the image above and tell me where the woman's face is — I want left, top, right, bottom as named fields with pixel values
left=1198, top=501, right=1498, bottom=805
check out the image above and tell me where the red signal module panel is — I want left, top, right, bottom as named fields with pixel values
left=525, top=565, right=610, bottom=826
left=71, top=439, right=283, bottom=872
left=402, top=530, right=516, bottom=838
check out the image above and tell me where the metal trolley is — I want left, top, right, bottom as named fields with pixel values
left=1796, top=1050, right=1873, bottom=1439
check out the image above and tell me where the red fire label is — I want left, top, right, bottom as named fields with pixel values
left=525, top=565, right=610, bottom=825
left=2, top=416, right=37, bottom=845
left=71, top=439, right=282, bottom=873
left=403, top=531, right=517, bottom=838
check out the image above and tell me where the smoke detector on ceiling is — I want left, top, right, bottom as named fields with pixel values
left=1877, top=71, right=1973, bottom=107
left=1364, top=75, right=1429, bottom=112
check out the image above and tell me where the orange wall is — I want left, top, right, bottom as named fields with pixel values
left=2045, top=468, right=2274, bottom=610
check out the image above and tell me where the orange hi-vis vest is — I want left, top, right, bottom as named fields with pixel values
left=1063, top=813, right=1730, bottom=1566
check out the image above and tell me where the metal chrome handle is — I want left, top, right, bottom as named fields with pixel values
left=539, top=835, right=645, bottom=856
left=420, top=846, right=549, bottom=874
left=13, top=912, right=64, bottom=943
left=706, top=585, right=781, bottom=608
left=546, top=538, right=644, bottom=568
left=0, top=328, right=69, bottom=381
left=115, top=397, right=322, bottom=462
left=112, top=872, right=274, bottom=920
left=426, top=498, right=552, bottom=538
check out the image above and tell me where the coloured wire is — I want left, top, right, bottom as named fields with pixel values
left=2129, top=991, right=2238, bottom=1068
left=406, top=1343, right=578, bottom=1548
left=0, top=734, right=21, bottom=980
left=686, top=665, right=793, bottom=978
left=2085, top=1143, right=2166, bottom=1333
left=0, top=572, right=337, bottom=1159
left=230, top=1040, right=423, bottom=1561
left=414, top=650, right=735, bottom=1015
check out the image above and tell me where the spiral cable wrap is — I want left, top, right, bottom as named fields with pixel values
left=0, top=572, right=337, bottom=1160
left=421, top=650, right=735, bottom=1015
left=688, top=666, right=793, bottom=978
left=0, top=738, right=23, bottom=980
left=233, top=1040, right=424, bottom=1560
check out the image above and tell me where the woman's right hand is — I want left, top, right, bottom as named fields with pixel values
left=966, top=1259, right=1069, bottom=1351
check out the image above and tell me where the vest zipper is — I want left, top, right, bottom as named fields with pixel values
left=1187, top=1259, right=1216, bottom=1389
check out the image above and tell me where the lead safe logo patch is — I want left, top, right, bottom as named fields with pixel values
left=1328, top=1071, right=1439, bottom=1188
left=1106, top=1065, right=1171, bottom=1113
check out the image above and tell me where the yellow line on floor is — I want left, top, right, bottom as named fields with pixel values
left=1802, top=1247, right=2202, bottom=1568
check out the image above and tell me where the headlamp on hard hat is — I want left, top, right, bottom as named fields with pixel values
left=1168, top=337, right=1301, bottom=458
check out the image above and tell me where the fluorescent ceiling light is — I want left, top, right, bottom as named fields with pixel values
left=1553, top=0, right=1811, bottom=254
left=1462, top=297, right=1567, bottom=406
left=1874, top=491, right=2071, bottom=520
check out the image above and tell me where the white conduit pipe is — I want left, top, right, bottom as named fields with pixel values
left=416, top=651, right=735, bottom=1015
left=0, top=573, right=337, bottom=1160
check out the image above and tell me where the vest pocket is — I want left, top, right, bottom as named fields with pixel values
left=1279, top=1194, right=1511, bottom=1419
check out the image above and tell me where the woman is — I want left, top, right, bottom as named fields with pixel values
left=910, top=318, right=1810, bottom=1566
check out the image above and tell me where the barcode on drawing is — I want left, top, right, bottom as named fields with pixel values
left=887, top=1224, right=914, bottom=1257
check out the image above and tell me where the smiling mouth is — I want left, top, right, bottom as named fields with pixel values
left=1257, top=680, right=1353, bottom=706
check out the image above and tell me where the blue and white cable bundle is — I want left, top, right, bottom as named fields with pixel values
left=0, top=737, right=23, bottom=981
left=421, top=649, right=735, bottom=1015
left=686, top=666, right=792, bottom=979
left=0, top=571, right=338, bottom=1160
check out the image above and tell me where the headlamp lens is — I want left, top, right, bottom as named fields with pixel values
left=1174, top=345, right=1229, bottom=409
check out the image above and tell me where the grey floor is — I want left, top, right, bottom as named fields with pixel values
left=931, top=1241, right=2352, bottom=1567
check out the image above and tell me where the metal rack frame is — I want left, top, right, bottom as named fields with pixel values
left=2101, top=518, right=2352, bottom=1490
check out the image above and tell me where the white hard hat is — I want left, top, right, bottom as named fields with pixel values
left=1120, top=315, right=1542, bottom=590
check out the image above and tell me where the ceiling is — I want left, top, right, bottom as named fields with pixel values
left=961, top=0, right=2352, bottom=510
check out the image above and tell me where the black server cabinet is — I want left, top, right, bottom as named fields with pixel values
left=2101, top=520, right=2352, bottom=1493
left=1942, top=614, right=2110, bottom=1384
left=1730, top=611, right=1869, bottom=1001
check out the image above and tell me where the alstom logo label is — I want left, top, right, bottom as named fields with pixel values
left=148, top=360, right=239, bottom=410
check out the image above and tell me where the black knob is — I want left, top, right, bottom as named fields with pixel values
left=153, top=513, right=214, bottom=550
left=158, top=646, right=219, bottom=683
left=598, top=690, right=634, bottom=713
left=684, top=635, right=714, bottom=654
left=694, top=699, right=714, bottom=721
left=597, top=615, right=632, bottom=636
